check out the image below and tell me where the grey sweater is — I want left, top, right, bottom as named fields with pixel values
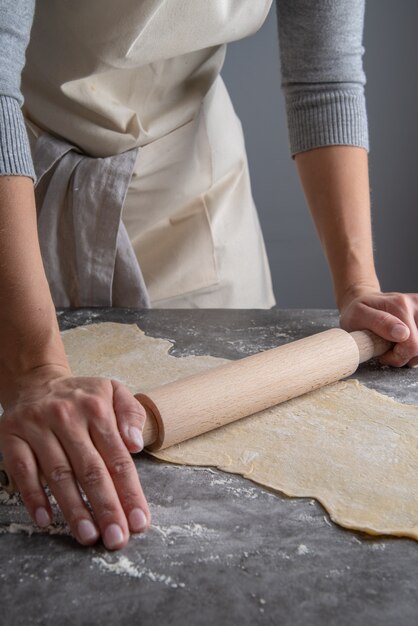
left=0, top=0, right=368, bottom=180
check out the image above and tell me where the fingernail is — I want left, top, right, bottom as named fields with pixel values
left=392, top=324, right=409, bottom=341
left=128, top=426, right=144, bottom=451
left=129, top=508, right=148, bottom=533
left=78, top=519, right=99, bottom=543
left=104, top=524, right=124, bottom=550
left=35, top=507, right=50, bottom=528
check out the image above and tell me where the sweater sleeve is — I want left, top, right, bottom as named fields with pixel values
left=276, top=0, right=369, bottom=156
left=0, top=0, right=36, bottom=179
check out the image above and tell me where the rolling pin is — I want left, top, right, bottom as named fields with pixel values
left=0, top=328, right=391, bottom=492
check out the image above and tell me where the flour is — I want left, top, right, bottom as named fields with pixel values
left=206, top=474, right=263, bottom=500
left=0, top=486, right=68, bottom=536
left=92, top=555, right=185, bottom=588
left=153, top=522, right=210, bottom=541
left=0, top=522, right=69, bottom=536
left=0, top=490, right=22, bottom=506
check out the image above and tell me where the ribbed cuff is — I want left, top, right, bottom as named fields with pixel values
left=0, top=95, right=36, bottom=180
left=285, top=90, right=369, bottom=156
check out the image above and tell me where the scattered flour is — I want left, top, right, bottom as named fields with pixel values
left=0, top=487, right=68, bottom=536
left=0, top=491, right=22, bottom=506
left=92, top=555, right=185, bottom=588
left=0, top=521, right=69, bottom=536
left=153, top=522, right=210, bottom=541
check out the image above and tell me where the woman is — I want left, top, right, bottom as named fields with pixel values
left=0, top=0, right=417, bottom=550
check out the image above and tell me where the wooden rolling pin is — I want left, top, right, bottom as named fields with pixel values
left=138, top=328, right=391, bottom=450
left=0, top=328, right=391, bottom=492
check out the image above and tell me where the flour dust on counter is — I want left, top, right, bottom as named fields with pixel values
left=58, top=323, right=418, bottom=541
left=0, top=489, right=70, bottom=537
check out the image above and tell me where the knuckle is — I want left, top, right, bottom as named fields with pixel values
left=121, top=405, right=146, bottom=425
left=82, top=395, right=108, bottom=418
left=395, top=337, right=418, bottom=357
left=377, top=311, right=395, bottom=328
left=393, top=293, right=408, bottom=309
left=48, top=464, right=73, bottom=485
left=134, top=402, right=147, bottom=420
left=407, top=344, right=418, bottom=358
left=80, top=463, right=106, bottom=488
left=108, top=456, right=134, bottom=479
left=11, top=459, right=33, bottom=483
left=49, top=401, right=72, bottom=426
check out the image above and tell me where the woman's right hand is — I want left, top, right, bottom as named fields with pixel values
left=0, top=366, right=150, bottom=550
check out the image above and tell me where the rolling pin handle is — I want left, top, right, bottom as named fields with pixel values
left=135, top=395, right=163, bottom=449
left=350, top=330, right=393, bottom=364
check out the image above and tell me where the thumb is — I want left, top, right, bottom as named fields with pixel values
left=111, top=380, right=146, bottom=453
left=343, top=302, right=410, bottom=342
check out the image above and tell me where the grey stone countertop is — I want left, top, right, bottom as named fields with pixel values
left=0, top=308, right=417, bottom=626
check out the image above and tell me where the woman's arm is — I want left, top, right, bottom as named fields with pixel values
left=276, top=0, right=418, bottom=366
left=0, top=176, right=151, bottom=547
left=295, top=146, right=418, bottom=367
left=0, top=177, right=67, bottom=394
left=0, top=2, right=150, bottom=547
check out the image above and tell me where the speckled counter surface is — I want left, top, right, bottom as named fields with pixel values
left=0, top=309, right=417, bottom=626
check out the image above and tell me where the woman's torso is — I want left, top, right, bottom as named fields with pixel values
left=22, top=0, right=272, bottom=156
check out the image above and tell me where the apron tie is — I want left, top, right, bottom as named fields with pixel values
left=33, top=132, right=150, bottom=308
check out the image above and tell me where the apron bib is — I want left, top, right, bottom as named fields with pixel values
left=23, top=0, right=275, bottom=307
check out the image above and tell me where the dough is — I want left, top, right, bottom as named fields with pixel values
left=63, top=323, right=418, bottom=540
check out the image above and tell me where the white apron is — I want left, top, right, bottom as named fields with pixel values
left=22, top=0, right=275, bottom=308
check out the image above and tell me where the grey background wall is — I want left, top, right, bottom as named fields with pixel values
left=222, top=1, right=418, bottom=308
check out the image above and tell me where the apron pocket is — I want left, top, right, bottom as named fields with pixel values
left=136, top=195, right=219, bottom=303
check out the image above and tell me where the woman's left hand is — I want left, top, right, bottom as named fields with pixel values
left=339, top=290, right=418, bottom=367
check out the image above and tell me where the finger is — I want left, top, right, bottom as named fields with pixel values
left=410, top=307, right=418, bottom=365
left=52, top=434, right=129, bottom=549
left=33, top=433, right=100, bottom=546
left=91, top=416, right=150, bottom=535
left=51, top=393, right=140, bottom=548
left=353, top=302, right=411, bottom=343
left=380, top=312, right=418, bottom=368
left=388, top=338, right=418, bottom=367
left=112, top=380, right=146, bottom=453
left=3, top=435, right=52, bottom=528
left=50, top=398, right=133, bottom=549
left=348, top=301, right=418, bottom=367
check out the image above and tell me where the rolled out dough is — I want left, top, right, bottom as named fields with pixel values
left=63, top=323, right=418, bottom=541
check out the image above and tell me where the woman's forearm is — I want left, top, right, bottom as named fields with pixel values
left=0, top=176, right=69, bottom=405
left=294, top=145, right=380, bottom=310
left=0, top=176, right=151, bottom=549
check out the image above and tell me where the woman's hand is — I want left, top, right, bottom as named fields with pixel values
left=0, top=366, right=150, bottom=550
left=339, top=289, right=418, bottom=367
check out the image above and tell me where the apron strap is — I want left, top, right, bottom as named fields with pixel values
left=34, top=132, right=150, bottom=308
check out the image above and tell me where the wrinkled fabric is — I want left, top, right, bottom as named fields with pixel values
left=33, top=132, right=150, bottom=308
left=22, top=0, right=273, bottom=157
left=23, top=0, right=276, bottom=308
